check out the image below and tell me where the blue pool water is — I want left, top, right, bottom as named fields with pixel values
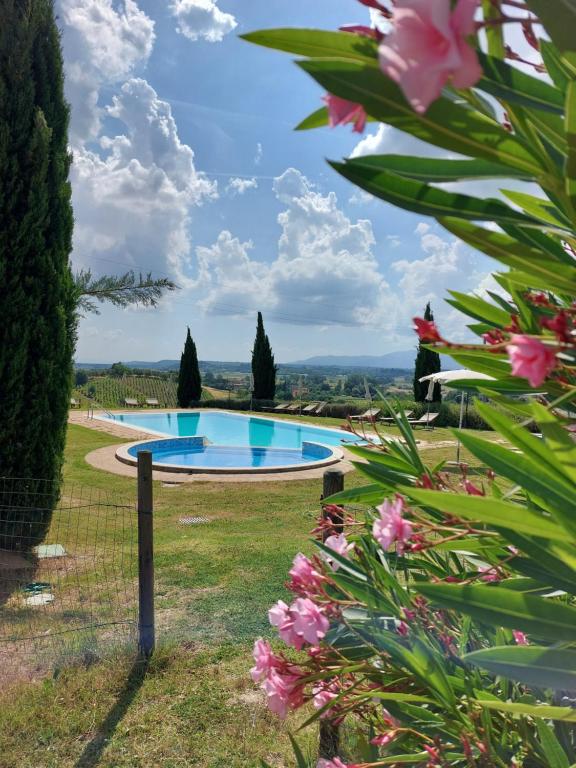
left=105, top=410, right=359, bottom=449
left=126, top=440, right=333, bottom=469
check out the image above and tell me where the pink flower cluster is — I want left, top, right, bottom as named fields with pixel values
left=324, top=532, right=354, bottom=570
left=288, top=553, right=326, bottom=597
left=269, top=597, right=329, bottom=650
left=379, top=0, right=482, bottom=113
left=507, top=335, right=557, bottom=387
left=312, top=678, right=340, bottom=719
left=251, top=639, right=305, bottom=718
left=373, top=496, right=413, bottom=554
left=317, top=759, right=353, bottom=768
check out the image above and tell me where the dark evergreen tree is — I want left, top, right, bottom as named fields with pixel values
left=177, top=328, right=202, bottom=406
left=413, top=303, right=442, bottom=402
left=251, top=312, right=277, bottom=400
left=0, top=0, right=76, bottom=547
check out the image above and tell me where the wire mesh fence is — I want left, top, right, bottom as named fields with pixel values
left=0, top=477, right=138, bottom=685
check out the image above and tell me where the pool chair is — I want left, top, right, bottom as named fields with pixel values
left=312, top=401, right=327, bottom=415
left=283, top=403, right=301, bottom=413
left=301, top=402, right=320, bottom=414
left=124, top=397, right=139, bottom=407
left=265, top=402, right=290, bottom=412
left=349, top=407, right=381, bottom=422
left=380, top=410, right=414, bottom=423
left=145, top=398, right=160, bottom=407
left=408, top=412, right=439, bottom=430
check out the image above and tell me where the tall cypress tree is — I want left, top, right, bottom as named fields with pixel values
left=0, top=0, right=76, bottom=547
left=413, top=303, right=442, bottom=402
left=177, top=328, right=202, bottom=406
left=251, top=312, right=277, bottom=400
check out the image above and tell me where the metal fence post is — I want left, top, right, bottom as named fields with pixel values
left=137, top=451, right=155, bottom=657
left=319, top=468, right=344, bottom=760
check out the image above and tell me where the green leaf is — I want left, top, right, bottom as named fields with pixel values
left=446, top=291, right=512, bottom=327
left=455, top=431, right=576, bottom=536
left=241, top=28, right=378, bottom=62
left=532, top=403, right=576, bottom=483
left=346, top=154, right=532, bottom=183
left=417, top=584, right=576, bottom=642
left=536, top=720, right=571, bottom=768
left=525, top=1, right=576, bottom=54
left=330, top=570, right=398, bottom=613
left=327, top=483, right=388, bottom=506
left=330, top=161, right=541, bottom=227
left=565, top=81, right=576, bottom=208
left=478, top=52, right=565, bottom=115
left=439, top=218, right=576, bottom=292
left=479, top=699, right=576, bottom=724
left=501, top=190, right=572, bottom=230
left=296, top=58, right=543, bottom=176
left=288, top=734, right=308, bottom=768
left=295, top=106, right=329, bottom=131
left=541, top=41, right=570, bottom=92
left=466, top=645, right=576, bottom=690
left=401, top=487, right=568, bottom=543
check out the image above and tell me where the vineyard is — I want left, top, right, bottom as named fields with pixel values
left=72, top=375, right=218, bottom=409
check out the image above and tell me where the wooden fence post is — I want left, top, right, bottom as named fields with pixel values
left=137, top=451, right=155, bottom=657
left=319, top=468, right=344, bottom=760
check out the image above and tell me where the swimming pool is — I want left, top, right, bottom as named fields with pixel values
left=100, top=410, right=360, bottom=449
left=115, top=435, right=341, bottom=474
left=102, top=410, right=357, bottom=474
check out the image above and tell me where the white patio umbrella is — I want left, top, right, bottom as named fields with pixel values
left=419, top=370, right=496, bottom=462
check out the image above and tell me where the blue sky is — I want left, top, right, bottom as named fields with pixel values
left=57, top=0, right=493, bottom=364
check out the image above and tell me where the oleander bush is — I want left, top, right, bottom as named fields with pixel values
left=244, top=1, right=576, bottom=766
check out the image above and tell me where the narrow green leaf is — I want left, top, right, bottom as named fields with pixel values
left=466, top=645, right=576, bottom=690
left=525, top=1, right=576, bottom=54
left=402, top=487, right=567, bottom=542
left=296, top=58, right=543, bottom=176
left=330, top=161, right=541, bottom=226
left=446, top=291, right=512, bottom=326
left=295, top=106, right=329, bottom=131
left=536, top=720, right=571, bottom=768
left=346, top=154, right=532, bottom=182
left=478, top=52, right=564, bottom=115
left=541, top=41, right=570, bottom=92
left=532, top=403, right=576, bottom=483
left=417, top=584, right=576, bottom=642
left=241, top=28, right=378, bottom=62
left=288, top=734, right=308, bottom=768
left=479, top=700, right=576, bottom=724
left=565, top=81, right=576, bottom=208
left=501, top=190, right=572, bottom=230
left=327, top=483, right=388, bottom=506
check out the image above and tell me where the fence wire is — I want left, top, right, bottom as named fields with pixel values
left=0, top=478, right=138, bottom=684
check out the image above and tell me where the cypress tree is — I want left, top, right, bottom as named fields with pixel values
left=413, top=303, right=442, bottom=402
left=177, top=328, right=202, bottom=406
left=251, top=312, right=277, bottom=400
left=0, top=0, right=76, bottom=548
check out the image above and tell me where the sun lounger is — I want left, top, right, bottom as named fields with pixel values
left=302, top=402, right=320, bottom=414
left=283, top=403, right=301, bottom=413
left=379, top=410, right=414, bottom=422
left=408, top=412, right=439, bottom=429
left=313, top=401, right=327, bottom=415
left=350, top=408, right=381, bottom=422
left=70, top=397, right=80, bottom=408
left=264, top=402, right=290, bottom=412
left=124, top=398, right=139, bottom=407
left=145, top=398, right=160, bottom=407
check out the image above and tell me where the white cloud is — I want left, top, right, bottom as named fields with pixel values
left=170, top=0, right=237, bottom=43
left=254, top=142, right=263, bottom=166
left=226, top=177, right=258, bottom=196
left=57, top=0, right=155, bottom=143
left=70, top=79, right=217, bottom=284
left=194, top=168, right=393, bottom=327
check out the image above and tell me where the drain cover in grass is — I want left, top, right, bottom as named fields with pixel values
left=34, top=544, right=66, bottom=559
left=178, top=516, right=211, bottom=525
left=23, top=582, right=52, bottom=593
left=25, top=592, right=55, bottom=606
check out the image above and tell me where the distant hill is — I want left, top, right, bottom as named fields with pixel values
left=291, top=351, right=417, bottom=369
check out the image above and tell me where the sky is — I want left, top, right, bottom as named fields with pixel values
left=57, top=0, right=503, bottom=364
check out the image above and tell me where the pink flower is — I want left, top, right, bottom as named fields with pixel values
left=464, top=479, right=484, bottom=496
left=478, top=565, right=500, bottom=583
left=288, top=553, right=325, bottom=596
left=250, top=639, right=280, bottom=683
left=269, top=598, right=329, bottom=649
left=507, top=335, right=557, bottom=387
left=371, top=731, right=398, bottom=747
left=317, top=759, right=351, bottom=768
left=373, top=496, right=413, bottom=554
left=379, top=0, right=482, bottom=113
left=413, top=317, right=442, bottom=342
left=324, top=533, right=353, bottom=571
left=513, top=630, right=529, bottom=646
left=312, top=680, right=339, bottom=718
left=323, top=94, right=367, bottom=133
left=262, top=668, right=304, bottom=719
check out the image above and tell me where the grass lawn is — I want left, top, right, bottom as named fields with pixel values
left=0, top=420, right=496, bottom=767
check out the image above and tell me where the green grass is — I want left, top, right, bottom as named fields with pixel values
left=0, top=421, right=496, bottom=767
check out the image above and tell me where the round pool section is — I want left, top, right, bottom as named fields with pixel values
left=116, top=436, right=342, bottom=474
